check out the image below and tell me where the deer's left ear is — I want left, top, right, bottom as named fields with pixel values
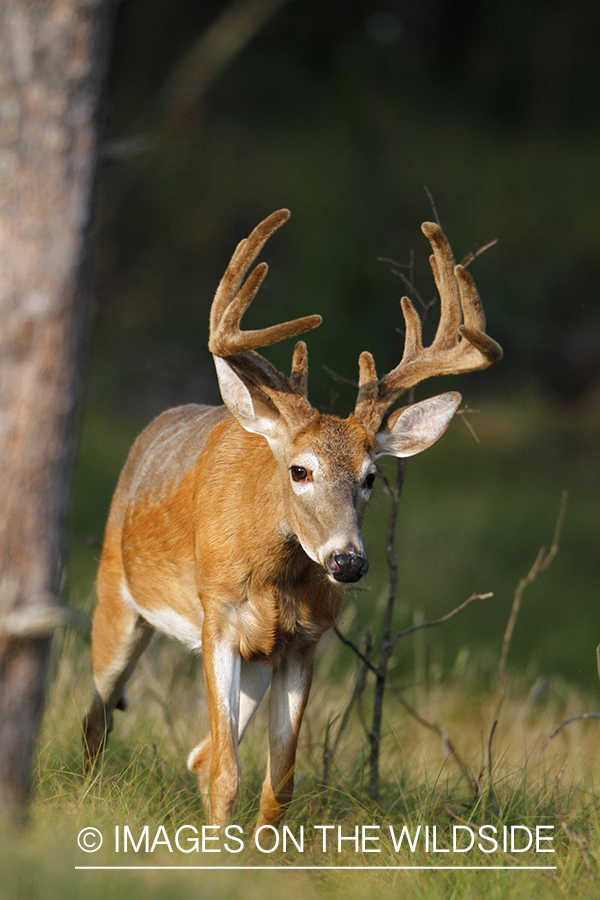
left=373, top=392, right=462, bottom=458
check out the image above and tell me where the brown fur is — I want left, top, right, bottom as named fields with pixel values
left=83, top=210, right=501, bottom=828
left=84, top=403, right=348, bottom=824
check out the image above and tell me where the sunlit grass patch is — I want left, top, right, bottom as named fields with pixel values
left=13, top=620, right=598, bottom=900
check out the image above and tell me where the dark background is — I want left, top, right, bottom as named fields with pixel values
left=69, top=0, right=600, bottom=689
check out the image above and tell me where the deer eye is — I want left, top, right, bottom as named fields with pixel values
left=290, top=466, right=309, bottom=483
left=363, top=473, right=376, bottom=490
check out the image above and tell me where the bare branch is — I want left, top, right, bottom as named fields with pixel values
left=162, top=0, right=290, bottom=131
left=378, top=251, right=428, bottom=311
left=537, top=712, right=600, bottom=759
left=322, top=365, right=359, bottom=390
left=390, top=685, right=480, bottom=796
left=498, top=492, right=568, bottom=682
left=488, top=492, right=568, bottom=805
left=393, top=269, right=428, bottom=311
left=333, top=625, right=381, bottom=678
left=460, top=238, right=498, bottom=269
left=323, top=631, right=372, bottom=785
left=391, top=592, right=493, bottom=648
left=487, top=719, right=500, bottom=815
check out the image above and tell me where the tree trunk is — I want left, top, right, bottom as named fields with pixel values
left=0, top=0, right=116, bottom=819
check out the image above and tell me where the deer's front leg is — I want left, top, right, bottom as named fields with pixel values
left=188, top=659, right=272, bottom=803
left=201, top=629, right=242, bottom=825
left=256, top=647, right=315, bottom=828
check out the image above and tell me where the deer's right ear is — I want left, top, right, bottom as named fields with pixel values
left=214, top=356, right=282, bottom=442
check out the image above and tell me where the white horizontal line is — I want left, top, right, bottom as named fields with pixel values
left=75, top=865, right=558, bottom=871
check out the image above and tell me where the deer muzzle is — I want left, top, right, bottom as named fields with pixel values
left=325, top=549, right=369, bottom=584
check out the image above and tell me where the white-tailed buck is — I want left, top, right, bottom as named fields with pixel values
left=83, top=209, right=502, bottom=826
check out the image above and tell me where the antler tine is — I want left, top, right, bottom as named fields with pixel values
left=398, top=296, right=424, bottom=362
left=354, top=221, right=503, bottom=434
left=209, top=210, right=324, bottom=428
left=423, top=222, right=463, bottom=351
left=209, top=209, right=322, bottom=359
left=289, top=340, right=309, bottom=395
left=209, top=210, right=286, bottom=336
left=455, top=265, right=502, bottom=363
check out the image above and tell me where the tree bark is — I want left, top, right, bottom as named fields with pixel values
left=0, top=0, right=116, bottom=819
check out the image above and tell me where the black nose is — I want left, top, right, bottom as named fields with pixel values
left=326, top=551, right=369, bottom=584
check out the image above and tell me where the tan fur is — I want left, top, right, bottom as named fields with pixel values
left=84, top=404, right=347, bottom=824
left=83, top=210, right=501, bottom=827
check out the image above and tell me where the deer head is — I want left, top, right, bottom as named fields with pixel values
left=209, top=210, right=502, bottom=584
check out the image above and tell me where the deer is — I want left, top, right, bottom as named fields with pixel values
left=82, top=208, right=502, bottom=828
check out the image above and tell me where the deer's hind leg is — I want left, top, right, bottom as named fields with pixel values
left=83, top=574, right=153, bottom=771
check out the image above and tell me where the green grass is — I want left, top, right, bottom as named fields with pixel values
left=36, top=388, right=600, bottom=898
left=4, top=616, right=600, bottom=900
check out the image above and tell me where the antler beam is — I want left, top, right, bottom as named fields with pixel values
left=208, top=209, right=321, bottom=359
left=354, top=222, right=503, bottom=434
left=208, top=209, right=322, bottom=426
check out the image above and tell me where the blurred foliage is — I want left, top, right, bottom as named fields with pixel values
left=70, top=0, right=600, bottom=685
left=92, top=0, right=600, bottom=408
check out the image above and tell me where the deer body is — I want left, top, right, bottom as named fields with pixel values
left=107, top=403, right=349, bottom=663
left=84, top=209, right=502, bottom=827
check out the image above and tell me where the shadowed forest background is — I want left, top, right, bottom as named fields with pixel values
left=69, top=0, right=600, bottom=691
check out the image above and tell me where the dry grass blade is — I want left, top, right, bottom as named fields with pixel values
left=553, top=779, right=596, bottom=883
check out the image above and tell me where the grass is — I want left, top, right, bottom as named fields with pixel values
left=29, top=388, right=598, bottom=898
left=3, top=615, right=600, bottom=900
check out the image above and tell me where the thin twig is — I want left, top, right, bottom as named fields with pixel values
left=460, top=238, right=499, bottom=269
left=486, top=719, right=500, bottom=815
left=391, top=686, right=480, bottom=797
left=333, top=625, right=380, bottom=678
left=499, top=492, right=567, bottom=683
left=322, top=364, right=358, bottom=390
left=391, top=592, right=493, bottom=647
left=424, top=186, right=441, bottom=227
left=377, top=256, right=409, bottom=269
left=455, top=407, right=481, bottom=444
left=391, top=269, right=428, bottom=311
left=378, top=249, right=433, bottom=312
left=488, top=492, right=568, bottom=805
left=323, top=632, right=372, bottom=784
left=537, top=713, right=600, bottom=759
left=368, top=456, right=407, bottom=798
